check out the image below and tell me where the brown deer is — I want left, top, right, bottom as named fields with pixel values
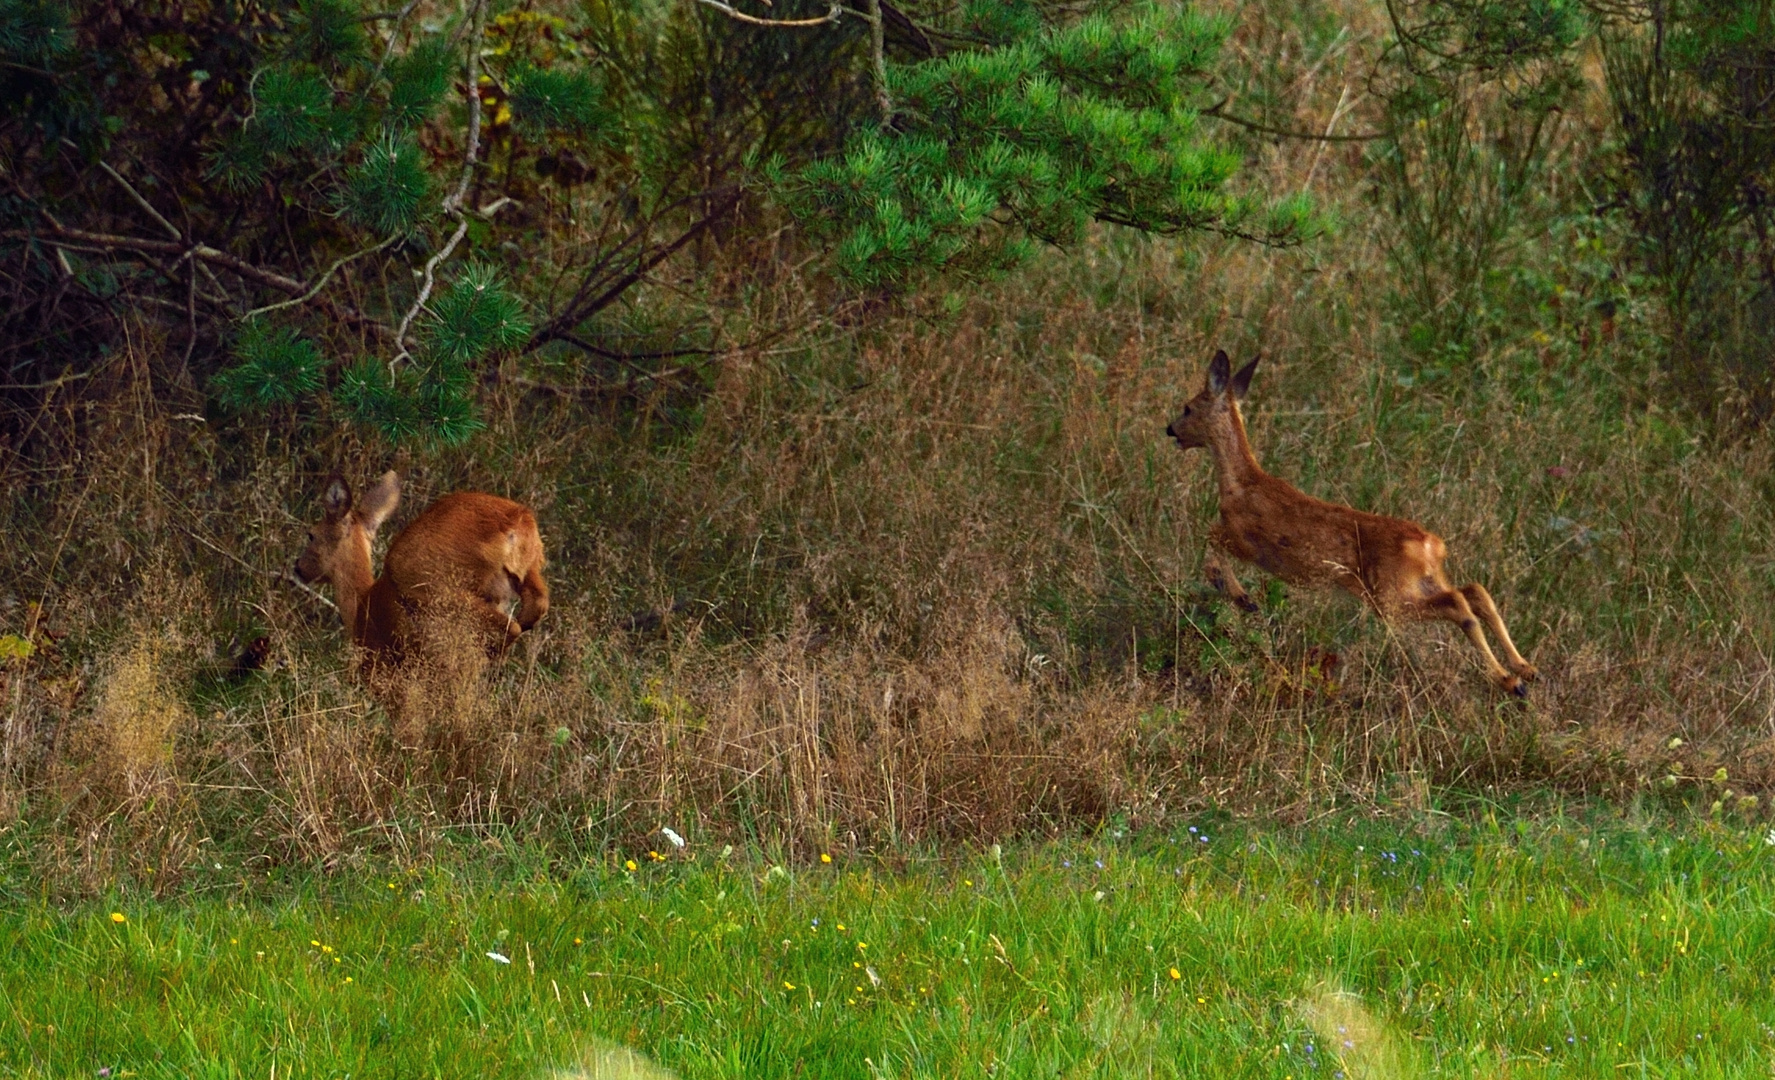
left=293, top=471, right=549, bottom=673
left=1166, top=351, right=1537, bottom=696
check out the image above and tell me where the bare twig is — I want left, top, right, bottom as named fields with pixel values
left=1203, top=98, right=1390, bottom=143
left=369, top=0, right=424, bottom=84
left=182, top=251, right=199, bottom=375
left=92, top=158, right=180, bottom=240
left=1301, top=83, right=1356, bottom=191
left=691, top=0, right=843, bottom=27
left=392, top=218, right=470, bottom=365
left=0, top=370, right=90, bottom=391
left=244, top=232, right=401, bottom=319
left=284, top=570, right=336, bottom=612
left=867, top=0, right=892, bottom=124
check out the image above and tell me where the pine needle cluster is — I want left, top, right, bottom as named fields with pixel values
left=778, top=4, right=1326, bottom=290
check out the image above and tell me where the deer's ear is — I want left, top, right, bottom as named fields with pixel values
left=1207, top=349, right=1231, bottom=395
left=322, top=475, right=352, bottom=521
left=1230, top=354, right=1260, bottom=401
left=359, top=471, right=401, bottom=535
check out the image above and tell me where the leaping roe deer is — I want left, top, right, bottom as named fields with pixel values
left=1167, top=351, right=1537, bottom=696
left=293, top=471, right=549, bottom=675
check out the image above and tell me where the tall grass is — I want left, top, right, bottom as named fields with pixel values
left=0, top=0, right=1771, bottom=884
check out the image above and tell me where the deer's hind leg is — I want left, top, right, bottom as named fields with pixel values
left=1458, top=583, right=1536, bottom=681
left=1412, top=588, right=1528, bottom=697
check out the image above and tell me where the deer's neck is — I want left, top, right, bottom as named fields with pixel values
left=332, top=528, right=377, bottom=646
left=1208, top=407, right=1264, bottom=500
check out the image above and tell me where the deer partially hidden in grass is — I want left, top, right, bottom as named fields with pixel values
left=293, top=471, right=549, bottom=675
left=1166, top=351, right=1537, bottom=697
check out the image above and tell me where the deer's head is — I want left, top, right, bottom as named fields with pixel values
left=293, top=471, right=401, bottom=586
left=1167, top=350, right=1259, bottom=450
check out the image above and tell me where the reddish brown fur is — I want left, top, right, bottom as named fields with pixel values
left=293, top=471, right=549, bottom=674
left=1168, top=351, right=1537, bottom=696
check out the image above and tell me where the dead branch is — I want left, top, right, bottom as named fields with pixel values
left=691, top=0, right=844, bottom=28
left=393, top=0, right=489, bottom=365
left=524, top=186, right=741, bottom=354
left=243, top=233, right=402, bottom=319
left=5, top=226, right=307, bottom=293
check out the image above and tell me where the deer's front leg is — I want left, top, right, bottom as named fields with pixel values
left=1202, top=549, right=1258, bottom=613
left=515, top=564, right=549, bottom=632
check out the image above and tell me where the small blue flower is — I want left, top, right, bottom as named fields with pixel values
left=1094, top=859, right=1104, bottom=869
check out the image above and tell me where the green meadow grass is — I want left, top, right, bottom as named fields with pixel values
left=3, top=816, right=1774, bottom=1079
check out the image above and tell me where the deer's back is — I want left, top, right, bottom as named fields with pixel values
left=383, top=492, right=543, bottom=604
left=1217, top=474, right=1445, bottom=604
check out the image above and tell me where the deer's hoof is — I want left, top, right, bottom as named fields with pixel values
left=1506, top=677, right=1529, bottom=699
left=1515, top=663, right=1540, bottom=683
left=1233, top=595, right=1260, bottom=614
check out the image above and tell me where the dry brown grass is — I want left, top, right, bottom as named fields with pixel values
left=0, top=0, right=1771, bottom=887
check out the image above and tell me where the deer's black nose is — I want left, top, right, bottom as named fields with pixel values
left=1165, top=422, right=1176, bottom=438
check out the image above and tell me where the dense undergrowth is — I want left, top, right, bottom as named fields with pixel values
left=0, top=0, right=1772, bottom=891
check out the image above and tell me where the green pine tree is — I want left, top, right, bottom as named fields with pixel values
left=777, top=4, right=1325, bottom=290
